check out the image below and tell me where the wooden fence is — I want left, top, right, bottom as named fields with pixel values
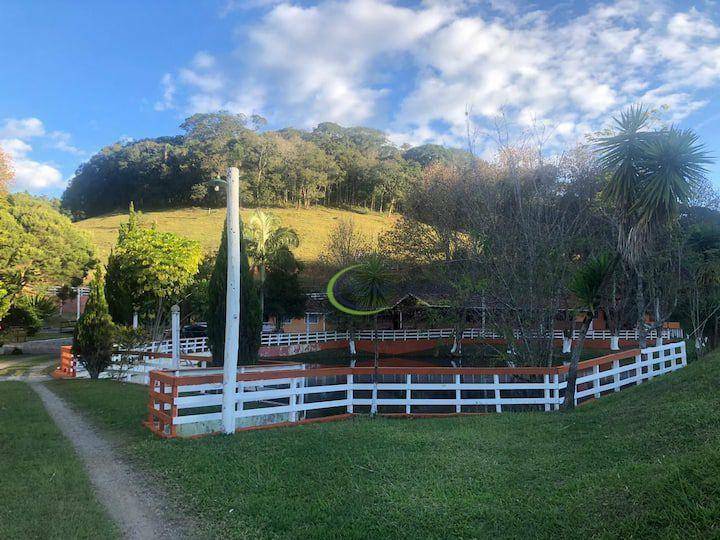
left=145, top=341, right=687, bottom=438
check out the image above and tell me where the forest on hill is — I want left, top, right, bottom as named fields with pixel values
left=61, top=112, right=474, bottom=218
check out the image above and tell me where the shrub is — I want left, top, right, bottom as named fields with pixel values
left=73, top=271, right=115, bottom=379
left=206, top=223, right=262, bottom=366
left=1, top=297, right=43, bottom=340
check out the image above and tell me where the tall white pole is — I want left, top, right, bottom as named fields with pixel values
left=222, top=167, right=241, bottom=435
left=171, top=304, right=181, bottom=369
left=132, top=311, right=139, bottom=329
left=76, top=289, right=81, bottom=320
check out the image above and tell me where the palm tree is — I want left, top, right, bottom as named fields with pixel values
left=563, top=253, right=615, bottom=410
left=597, top=105, right=710, bottom=346
left=351, top=255, right=395, bottom=416
left=245, top=211, right=299, bottom=319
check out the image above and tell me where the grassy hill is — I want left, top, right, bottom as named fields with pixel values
left=47, top=350, right=720, bottom=538
left=74, top=206, right=397, bottom=285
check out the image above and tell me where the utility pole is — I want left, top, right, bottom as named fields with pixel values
left=221, top=167, right=241, bottom=434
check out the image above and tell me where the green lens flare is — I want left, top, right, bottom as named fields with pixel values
left=326, top=265, right=389, bottom=316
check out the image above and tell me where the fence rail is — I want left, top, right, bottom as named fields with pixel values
left=146, top=341, right=687, bottom=438
left=142, top=326, right=683, bottom=351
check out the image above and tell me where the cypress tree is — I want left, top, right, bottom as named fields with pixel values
left=206, top=222, right=262, bottom=366
left=73, top=270, right=115, bottom=379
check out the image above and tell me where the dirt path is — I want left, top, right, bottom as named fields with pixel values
left=30, top=383, right=194, bottom=539
left=0, top=357, right=56, bottom=381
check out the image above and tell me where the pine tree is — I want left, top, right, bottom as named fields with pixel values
left=206, top=223, right=262, bottom=366
left=73, top=270, right=115, bottom=379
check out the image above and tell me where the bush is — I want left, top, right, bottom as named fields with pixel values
left=73, top=271, right=115, bottom=379
left=27, top=294, right=57, bottom=321
left=1, top=298, right=43, bottom=340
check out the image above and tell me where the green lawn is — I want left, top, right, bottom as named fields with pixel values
left=47, top=354, right=720, bottom=539
left=0, top=382, right=118, bottom=539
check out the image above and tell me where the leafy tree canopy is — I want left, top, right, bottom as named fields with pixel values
left=105, top=206, right=202, bottom=323
left=0, top=193, right=95, bottom=294
left=61, top=113, right=477, bottom=217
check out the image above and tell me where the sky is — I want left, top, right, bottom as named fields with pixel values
left=1, top=0, right=720, bottom=197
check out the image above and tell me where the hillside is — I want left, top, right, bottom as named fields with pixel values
left=74, top=206, right=397, bottom=284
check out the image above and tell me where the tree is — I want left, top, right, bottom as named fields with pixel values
left=0, top=144, right=14, bottom=193
left=0, top=193, right=95, bottom=295
left=105, top=205, right=202, bottom=338
left=245, top=210, right=299, bottom=318
left=73, top=271, right=115, bottom=379
left=598, top=105, right=711, bottom=347
left=348, top=256, right=395, bottom=415
left=320, top=218, right=371, bottom=269
left=682, top=224, right=720, bottom=356
left=181, top=254, right=215, bottom=323
left=563, top=253, right=615, bottom=410
left=55, top=284, right=77, bottom=315
left=264, top=249, right=306, bottom=331
left=206, top=224, right=262, bottom=366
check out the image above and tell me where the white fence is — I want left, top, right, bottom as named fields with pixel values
left=258, top=326, right=682, bottom=347
left=140, top=326, right=682, bottom=350
left=147, top=341, right=687, bottom=438
left=66, top=325, right=682, bottom=385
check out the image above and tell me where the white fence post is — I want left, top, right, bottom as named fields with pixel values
left=553, top=373, right=560, bottom=410
left=171, top=305, right=180, bottom=369
left=289, top=378, right=298, bottom=422
left=613, top=359, right=620, bottom=391
left=543, top=374, right=550, bottom=412
left=455, top=374, right=461, bottom=413
left=593, top=364, right=600, bottom=399
left=493, top=374, right=502, bottom=413
left=347, top=374, right=354, bottom=413
left=406, top=374, right=412, bottom=414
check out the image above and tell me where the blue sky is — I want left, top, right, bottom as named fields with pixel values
left=2, top=0, right=720, bottom=197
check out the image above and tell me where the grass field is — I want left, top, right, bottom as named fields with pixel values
left=74, top=206, right=396, bottom=268
left=0, top=382, right=118, bottom=539
left=47, top=351, right=720, bottom=538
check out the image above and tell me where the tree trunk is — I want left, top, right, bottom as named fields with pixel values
left=562, top=317, right=592, bottom=411
left=450, top=309, right=466, bottom=358
left=635, top=272, right=647, bottom=349
left=259, top=264, right=266, bottom=320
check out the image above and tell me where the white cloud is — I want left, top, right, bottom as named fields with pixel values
left=158, top=0, right=720, bottom=149
left=48, top=131, right=85, bottom=155
left=0, top=137, right=64, bottom=192
left=154, top=73, right=176, bottom=111
left=0, top=117, right=84, bottom=193
left=0, top=117, right=45, bottom=139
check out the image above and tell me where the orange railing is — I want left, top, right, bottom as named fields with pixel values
left=52, top=345, right=77, bottom=379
